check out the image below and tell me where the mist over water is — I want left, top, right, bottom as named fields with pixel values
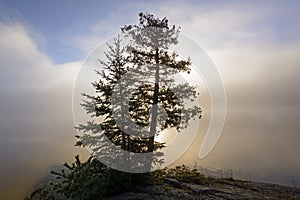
left=0, top=87, right=89, bottom=199
left=1, top=73, right=300, bottom=199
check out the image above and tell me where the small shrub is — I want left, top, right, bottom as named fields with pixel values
left=152, top=165, right=206, bottom=185
left=25, top=156, right=152, bottom=200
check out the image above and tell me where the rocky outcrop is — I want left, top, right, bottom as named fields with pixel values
left=107, top=178, right=300, bottom=200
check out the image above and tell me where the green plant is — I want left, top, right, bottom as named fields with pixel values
left=152, top=165, right=206, bottom=185
left=25, top=155, right=152, bottom=200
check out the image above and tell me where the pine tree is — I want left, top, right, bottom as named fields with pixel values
left=122, top=13, right=201, bottom=158
left=76, top=35, right=165, bottom=171
left=77, top=13, right=201, bottom=172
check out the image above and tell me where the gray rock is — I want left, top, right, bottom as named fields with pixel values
left=163, top=178, right=182, bottom=189
left=108, top=192, right=155, bottom=200
left=183, top=183, right=212, bottom=195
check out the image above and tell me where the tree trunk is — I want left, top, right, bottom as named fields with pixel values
left=145, top=48, right=159, bottom=170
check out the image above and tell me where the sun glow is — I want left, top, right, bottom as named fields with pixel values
left=155, top=129, right=177, bottom=145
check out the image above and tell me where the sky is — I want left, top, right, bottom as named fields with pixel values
left=0, top=0, right=300, bottom=199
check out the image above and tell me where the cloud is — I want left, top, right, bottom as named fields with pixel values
left=66, top=10, right=137, bottom=53
left=0, top=21, right=86, bottom=198
left=162, top=2, right=299, bottom=48
left=0, top=20, right=82, bottom=143
left=0, top=22, right=50, bottom=88
left=0, top=22, right=81, bottom=90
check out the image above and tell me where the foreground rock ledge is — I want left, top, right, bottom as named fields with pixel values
left=107, top=178, right=300, bottom=200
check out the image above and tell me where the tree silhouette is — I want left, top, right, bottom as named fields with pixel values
left=76, top=13, right=201, bottom=172
left=122, top=13, right=201, bottom=168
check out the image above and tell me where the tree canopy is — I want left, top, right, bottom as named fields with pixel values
left=76, top=13, right=201, bottom=172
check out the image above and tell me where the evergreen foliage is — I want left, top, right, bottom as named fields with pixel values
left=76, top=12, right=201, bottom=171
